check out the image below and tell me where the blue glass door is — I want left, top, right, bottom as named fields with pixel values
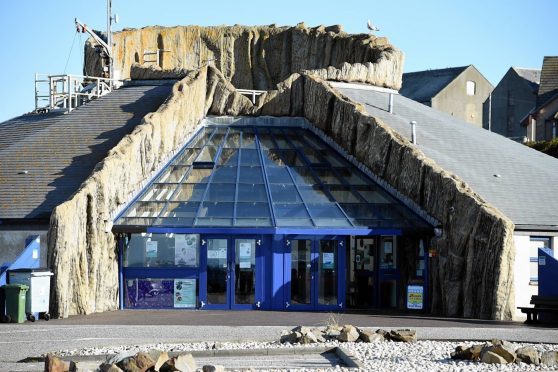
left=377, top=236, right=399, bottom=308
left=201, top=235, right=261, bottom=310
left=286, top=236, right=345, bottom=311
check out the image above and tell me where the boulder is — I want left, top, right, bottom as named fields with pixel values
left=300, top=331, right=318, bottom=344
left=481, top=350, right=507, bottom=364
left=44, top=354, right=69, bottom=372
left=338, top=325, right=360, bottom=342
left=174, top=354, right=196, bottom=372
left=450, top=344, right=483, bottom=361
left=359, top=329, right=385, bottom=343
left=389, top=329, right=417, bottom=343
left=99, top=363, right=124, bottom=372
left=515, top=346, right=540, bottom=365
left=280, top=331, right=301, bottom=344
left=483, top=344, right=515, bottom=364
left=541, top=351, right=558, bottom=367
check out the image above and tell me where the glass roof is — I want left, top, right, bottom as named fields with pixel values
left=115, top=125, right=431, bottom=230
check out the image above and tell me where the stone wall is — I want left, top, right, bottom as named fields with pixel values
left=47, top=68, right=208, bottom=318
left=84, top=24, right=403, bottom=90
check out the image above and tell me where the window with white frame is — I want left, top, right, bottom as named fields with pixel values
left=466, top=81, right=476, bottom=96
left=529, top=236, right=552, bottom=285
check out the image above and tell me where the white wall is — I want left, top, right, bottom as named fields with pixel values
left=513, top=235, right=536, bottom=320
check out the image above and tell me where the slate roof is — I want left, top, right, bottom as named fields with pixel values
left=0, top=84, right=172, bottom=220
left=537, top=56, right=558, bottom=107
left=512, top=67, right=541, bottom=94
left=335, top=83, right=558, bottom=230
left=399, top=66, right=468, bottom=103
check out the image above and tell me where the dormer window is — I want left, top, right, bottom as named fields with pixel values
left=466, top=81, right=476, bottom=96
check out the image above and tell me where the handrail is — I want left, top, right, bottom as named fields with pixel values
left=35, top=73, right=121, bottom=113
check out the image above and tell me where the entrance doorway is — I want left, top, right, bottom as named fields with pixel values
left=201, top=236, right=260, bottom=310
left=285, top=236, right=346, bottom=311
left=348, top=236, right=400, bottom=309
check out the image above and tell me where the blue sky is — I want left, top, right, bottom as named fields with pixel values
left=1, top=0, right=556, bottom=122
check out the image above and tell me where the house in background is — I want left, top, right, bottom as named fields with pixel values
left=399, top=65, right=493, bottom=127
left=483, top=67, right=540, bottom=141
left=522, top=56, right=558, bottom=141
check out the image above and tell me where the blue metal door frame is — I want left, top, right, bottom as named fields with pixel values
left=200, top=234, right=265, bottom=310
left=284, top=235, right=346, bottom=312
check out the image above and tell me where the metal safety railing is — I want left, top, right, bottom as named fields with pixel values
left=236, top=89, right=266, bottom=104
left=34, top=73, right=121, bottom=113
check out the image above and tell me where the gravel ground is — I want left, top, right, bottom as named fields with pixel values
left=53, top=339, right=558, bottom=371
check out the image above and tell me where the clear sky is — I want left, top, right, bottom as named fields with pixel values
left=0, top=0, right=556, bottom=122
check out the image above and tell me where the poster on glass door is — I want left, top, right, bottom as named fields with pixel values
left=175, top=234, right=197, bottom=266
left=239, top=242, right=252, bottom=269
left=174, top=279, right=196, bottom=308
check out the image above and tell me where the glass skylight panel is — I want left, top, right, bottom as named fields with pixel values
left=141, top=184, right=178, bottom=202
left=354, top=186, right=392, bottom=203
left=204, top=183, right=235, bottom=202
left=236, top=202, right=270, bottom=218
left=263, top=149, right=286, bottom=167
left=258, top=133, right=275, bottom=150
left=291, top=167, right=318, bottom=185
left=224, top=131, right=240, bottom=148
left=241, top=131, right=256, bottom=149
left=171, top=184, right=206, bottom=202
left=211, top=166, right=237, bottom=183
left=218, top=149, right=239, bottom=166
left=125, top=201, right=166, bottom=218
left=336, top=168, right=368, bottom=185
left=189, top=128, right=213, bottom=148
left=237, top=184, right=267, bottom=202
left=208, top=131, right=226, bottom=146
left=235, top=218, right=272, bottom=227
left=270, top=184, right=301, bottom=203
left=240, top=149, right=261, bottom=166
left=266, top=166, right=292, bottom=184
left=157, top=166, right=189, bottom=183
left=162, top=202, right=199, bottom=218
left=174, top=148, right=200, bottom=165
left=239, top=166, right=264, bottom=184
left=198, top=202, right=234, bottom=218
left=298, top=186, right=333, bottom=204
left=193, top=146, right=218, bottom=168
left=341, top=203, right=380, bottom=220
left=312, top=168, right=343, bottom=185
left=328, top=185, right=361, bottom=203
left=183, top=168, right=212, bottom=183
left=273, top=203, right=310, bottom=219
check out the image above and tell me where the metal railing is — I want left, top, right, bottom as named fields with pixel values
left=236, top=89, right=266, bottom=104
left=35, top=73, right=120, bottom=113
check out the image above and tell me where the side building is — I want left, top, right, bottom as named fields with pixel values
left=522, top=56, right=558, bottom=141
left=483, top=67, right=540, bottom=141
left=400, top=65, right=493, bottom=127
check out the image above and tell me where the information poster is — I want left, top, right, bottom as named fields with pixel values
left=239, top=242, right=252, bottom=269
left=407, top=285, right=424, bottom=310
left=208, top=247, right=227, bottom=259
left=175, top=234, right=197, bottom=266
left=322, top=252, right=335, bottom=269
left=145, top=240, right=158, bottom=258
left=174, top=279, right=196, bottom=308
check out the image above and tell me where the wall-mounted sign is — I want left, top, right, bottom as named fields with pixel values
left=175, top=234, right=197, bottom=266
left=146, top=240, right=158, bottom=258
left=239, top=242, right=252, bottom=269
left=208, top=247, right=227, bottom=259
left=407, top=285, right=424, bottom=310
left=174, top=279, right=196, bottom=308
left=323, top=252, right=335, bottom=269
left=539, top=256, right=546, bottom=266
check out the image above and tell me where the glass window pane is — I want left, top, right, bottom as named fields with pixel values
left=263, top=149, right=287, bottom=167
left=218, top=149, right=239, bottom=166
left=194, top=146, right=218, bottom=164
left=291, top=167, right=317, bottom=185
left=237, top=184, right=267, bottom=202
left=141, top=184, right=178, bottom=201
left=224, top=131, right=240, bottom=148
left=171, top=184, right=206, bottom=201
left=273, top=203, right=310, bottom=218
left=155, top=217, right=195, bottom=226
left=270, top=184, right=301, bottom=203
left=240, top=149, right=261, bottom=166
left=266, top=167, right=292, bottom=184
left=301, top=147, right=327, bottom=165
left=280, top=150, right=305, bottom=167
left=313, top=169, right=343, bottom=185
left=298, top=186, right=333, bottom=203
left=124, top=233, right=199, bottom=268
left=258, top=133, right=275, bottom=150
left=190, top=128, right=213, bottom=147
left=116, top=217, right=157, bottom=226
left=195, top=218, right=233, bottom=227
left=273, top=134, right=292, bottom=149
left=336, top=168, right=368, bottom=185
left=239, top=166, right=264, bottom=184
left=290, top=240, right=312, bottom=305
left=341, top=203, right=379, bottom=219
left=198, top=202, right=234, bottom=217
left=318, top=240, right=337, bottom=305
left=162, top=202, right=199, bottom=218
left=208, top=132, right=225, bottom=146
left=183, top=168, right=212, bottom=183
left=204, top=184, right=235, bottom=202
left=313, top=218, right=352, bottom=227
left=241, top=131, right=256, bottom=148
left=174, top=149, right=200, bottom=165
left=157, top=166, right=189, bottom=183
left=235, top=239, right=256, bottom=304
left=206, top=239, right=228, bottom=304
left=329, top=186, right=361, bottom=203
left=307, top=203, right=345, bottom=219
left=276, top=218, right=313, bottom=227
left=125, top=202, right=166, bottom=218
left=355, top=186, right=392, bottom=203
left=212, top=166, right=237, bottom=183
left=125, top=278, right=177, bottom=308
left=234, top=218, right=272, bottom=227
left=236, top=202, right=270, bottom=218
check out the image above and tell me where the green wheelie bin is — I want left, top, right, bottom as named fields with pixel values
left=2, top=284, right=29, bottom=323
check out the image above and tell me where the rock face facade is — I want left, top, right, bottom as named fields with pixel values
left=84, top=24, right=404, bottom=90
left=48, top=69, right=207, bottom=317
left=48, top=24, right=514, bottom=319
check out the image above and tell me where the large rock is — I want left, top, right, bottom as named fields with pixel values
left=389, top=329, right=417, bottom=343
left=450, top=344, right=483, bottom=361
left=338, top=325, right=360, bottom=342
left=515, top=346, right=540, bottom=365
left=359, top=329, right=386, bottom=343
left=86, top=24, right=404, bottom=90
left=480, top=343, right=515, bottom=364
left=541, top=351, right=558, bottom=367
left=481, top=350, right=507, bottom=364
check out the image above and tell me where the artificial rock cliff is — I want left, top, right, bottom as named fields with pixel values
left=85, top=23, right=403, bottom=90
left=48, top=24, right=515, bottom=319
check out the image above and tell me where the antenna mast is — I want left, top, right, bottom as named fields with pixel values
left=107, top=0, right=113, bottom=82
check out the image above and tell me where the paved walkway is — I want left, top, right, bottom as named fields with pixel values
left=1, top=310, right=557, bottom=371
